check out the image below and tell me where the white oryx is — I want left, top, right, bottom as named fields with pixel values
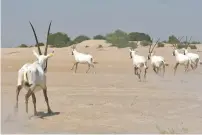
left=147, top=38, right=168, bottom=77
left=172, top=36, right=191, bottom=75
left=15, top=21, right=54, bottom=116
left=71, top=45, right=97, bottom=73
left=181, top=36, right=201, bottom=70
left=129, top=48, right=148, bottom=81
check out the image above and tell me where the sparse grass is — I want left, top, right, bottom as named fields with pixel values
left=156, top=125, right=188, bottom=134
left=156, top=125, right=176, bottom=134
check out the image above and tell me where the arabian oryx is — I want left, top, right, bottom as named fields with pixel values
left=15, top=21, right=54, bottom=116
left=147, top=38, right=168, bottom=77
left=181, top=36, right=201, bottom=70
left=129, top=48, right=148, bottom=81
left=172, top=36, right=191, bottom=75
left=71, top=45, right=97, bottom=74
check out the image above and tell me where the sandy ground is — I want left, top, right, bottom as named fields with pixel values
left=1, top=44, right=202, bottom=134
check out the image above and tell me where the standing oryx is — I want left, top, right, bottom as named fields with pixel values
left=181, top=36, right=201, bottom=70
left=15, top=21, right=54, bottom=116
left=172, top=36, right=191, bottom=75
left=129, top=48, right=148, bottom=81
left=71, top=45, right=97, bottom=73
left=147, top=38, right=168, bottom=77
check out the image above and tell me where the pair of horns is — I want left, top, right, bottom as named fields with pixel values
left=71, top=44, right=76, bottom=49
left=149, top=38, right=160, bottom=53
left=172, top=36, right=184, bottom=49
left=185, top=36, right=192, bottom=49
left=29, top=21, right=52, bottom=55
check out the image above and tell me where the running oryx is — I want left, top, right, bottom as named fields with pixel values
left=15, top=21, right=54, bottom=116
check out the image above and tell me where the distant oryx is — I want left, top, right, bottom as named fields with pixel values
left=71, top=45, right=97, bottom=74
left=172, top=36, right=191, bottom=75
left=129, top=48, right=148, bottom=81
left=147, top=38, right=168, bottom=77
left=181, top=36, right=201, bottom=70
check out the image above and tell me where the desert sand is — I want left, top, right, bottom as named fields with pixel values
left=1, top=40, right=202, bottom=134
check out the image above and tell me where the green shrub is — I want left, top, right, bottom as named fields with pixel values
left=93, top=35, right=106, bottom=40
left=191, top=41, right=201, bottom=44
left=106, top=29, right=132, bottom=48
left=18, top=44, right=28, bottom=48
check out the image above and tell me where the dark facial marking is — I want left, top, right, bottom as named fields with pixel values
left=172, top=51, right=175, bottom=56
left=130, top=52, right=132, bottom=58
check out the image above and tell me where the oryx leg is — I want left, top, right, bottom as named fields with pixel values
left=71, top=62, right=77, bottom=70
left=144, top=68, right=148, bottom=79
left=144, top=66, right=148, bottom=79
left=15, top=85, right=22, bottom=112
left=143, top=62, right=148, bottom=79
left=190, top=62, right=194, bottom=70
left=42, top=86, right=52, bottom=114
left=162, top=63, right=165, bottom=77
left=31, top=93, right=37, bottom=116
left=134, top=66, right=138, bottom=75
left=86, top=63, right=91, bottom=73
left=174, top=62, right=179, bottom=75
left=137, top=68, right=142, bottom=81
left=152, top=65, right=157, bottom=74
left=74, top=62, right=79, bottom=73
left=185, top=61, right=190, bottom=72
left=156, top=67, right=160, bottom=74
left=25, top=86, right=35, bottom=114
left=195, top=58, right=199, bottom=69
left=90, top=63, right=96, bottom=74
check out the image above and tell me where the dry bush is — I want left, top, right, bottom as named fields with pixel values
left=157, top=42, right=165, bottom=47
left=97, top=44, right=103, bottom=48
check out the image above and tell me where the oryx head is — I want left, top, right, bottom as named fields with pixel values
left=29, top=21, right=53, bottom=72
left=172, top=36, right=184, bottom=56
left=71, top=45, right=76, bottom=55
left=129, top=48, right=138, bottom=59
left=147, top=38, right=160, bottom=60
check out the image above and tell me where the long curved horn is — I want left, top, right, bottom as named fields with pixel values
left=187, top=36, right=192, bottom=48
left=29, top=21, right=42, bottom=55
left=151, top=38, right=160, bottom=53
left=44, top=20, right=52, bottom=55
left=148, top=38, right=153, bottom=53
left=175, top=36, right=184, bottom=48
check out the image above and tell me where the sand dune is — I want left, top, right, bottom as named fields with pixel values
left=1, top=44, right=202, bottom=133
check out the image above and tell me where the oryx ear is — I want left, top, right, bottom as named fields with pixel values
left=129, top=48, right=133, bottom=52
left=32, top=50, right=40, bottom=59
left=46, top=51, right=54, bottom=58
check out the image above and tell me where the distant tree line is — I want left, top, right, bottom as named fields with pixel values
left=18, top=30, right=200, bottom=49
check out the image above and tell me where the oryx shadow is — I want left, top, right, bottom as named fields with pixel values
left=30, top=111, right=60, bottom=119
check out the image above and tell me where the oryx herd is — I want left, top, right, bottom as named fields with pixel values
left=15, top=21, right=201, bottom=116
